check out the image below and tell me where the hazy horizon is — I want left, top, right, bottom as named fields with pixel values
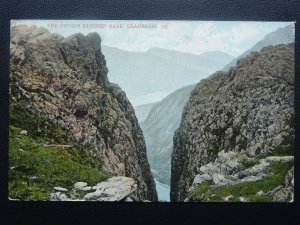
left=12, top=20, right=293, bottom=57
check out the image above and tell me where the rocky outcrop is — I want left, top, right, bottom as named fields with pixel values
left=171, top=44, right=294, bottom=202
left=10, top=25, right=157, bottom=201
left=50, top=176, right=140, bottom=202
left=184, top=151, right=294, bottom=202
left=272, top=167, right=294, bottom=202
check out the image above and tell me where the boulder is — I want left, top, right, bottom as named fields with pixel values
left=190, top=174, right=212, bottom=190
left=124, top=197, right=134, bottom=202
left=74, top=182, right=88, bottom=190
left=54, top=187, right=68, bottom=192
left=256, top=191, right=264, bottom=196
left=239, top=197, right=247, bottom=202
left=20, top=130, right=28, bottom=135
left=83, top=176, right=137, bottom=201
left=224, top=195, right=234, bottom=202
left=81, top=186, right=92, bottom=191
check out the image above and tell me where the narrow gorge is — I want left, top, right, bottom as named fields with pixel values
left=9, top=22, right=295, bottom=203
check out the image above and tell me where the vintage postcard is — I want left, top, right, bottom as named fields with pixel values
left=9, top=20, right=295, bottom=202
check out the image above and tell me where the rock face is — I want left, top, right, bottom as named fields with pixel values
left=171, top=44, right=294, bottom=202
left=10, top=25, right=157, bottom=201
left=141, top=84, right=195, bottom=184
left=272, top=167, right=294, bottom=202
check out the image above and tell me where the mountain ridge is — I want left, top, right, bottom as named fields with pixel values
left=223, top=24, right=294, bottom=71
left=102, top=45, right=233, bottom=102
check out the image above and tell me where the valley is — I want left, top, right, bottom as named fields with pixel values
left=9, top=22, right=295, bottom=202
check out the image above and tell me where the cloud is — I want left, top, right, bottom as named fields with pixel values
left=14, top=20, right=292, bottom=57
left=168, top=22, right=277, bottom=56
left=100, top=21, right=282, bottom=56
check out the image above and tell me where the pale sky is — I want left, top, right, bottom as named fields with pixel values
left=12, top=20, right=293, bottom=57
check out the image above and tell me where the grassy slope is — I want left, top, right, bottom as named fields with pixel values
left=9, top=102, right=110, bottom=200
left=192, top=161, right=293, bottom=202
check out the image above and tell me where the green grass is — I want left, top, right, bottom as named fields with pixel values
left=9, top=102, right=111, bottom=200
left=9, top=126, right=110, bottom=200
left=192, top=181, right=212, bottom=201
left=192, top=161, right=293, bottom=202
left=10, top=101, right=106, bottom=170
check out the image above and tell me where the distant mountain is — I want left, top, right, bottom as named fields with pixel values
left=141, top=84, right=196, bottom=185
left=147, top=48, right=234, bottom=74
left=134, top=102, right=158, bottom=123
left=223, top=25, right=294, bottom=71
left=102, top=46, right=233, bottom=104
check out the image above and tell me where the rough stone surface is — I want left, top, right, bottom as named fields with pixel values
left=272, top=167, right=294, bottom=202
left=20, top=130, right=28, bottom=135
left=10, top=25, right=157, bottom=201
left=256, top=191, right=264, bottom=196
left=171, top=44, right=294, bottom=201
left=50, top=176, right=140, bottom=202
left=74, top=182, right=88, bottom=190
left=124, top=197, right=134, bottom=202
left=54, top=187, right=68, bottom=192
left=224, top=195, right=233, bottom=202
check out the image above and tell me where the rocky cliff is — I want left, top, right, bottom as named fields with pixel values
left=171, top=44, right=294, bottom=202
left=10, top=25, right=157, bottom=201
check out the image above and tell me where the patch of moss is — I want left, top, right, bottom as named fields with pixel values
left=9, top=126, right=110, bottom=200
left=239, top=155, right=258, bottom=169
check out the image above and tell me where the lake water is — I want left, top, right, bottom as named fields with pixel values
left=155, top=180, right=170, bottom=202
